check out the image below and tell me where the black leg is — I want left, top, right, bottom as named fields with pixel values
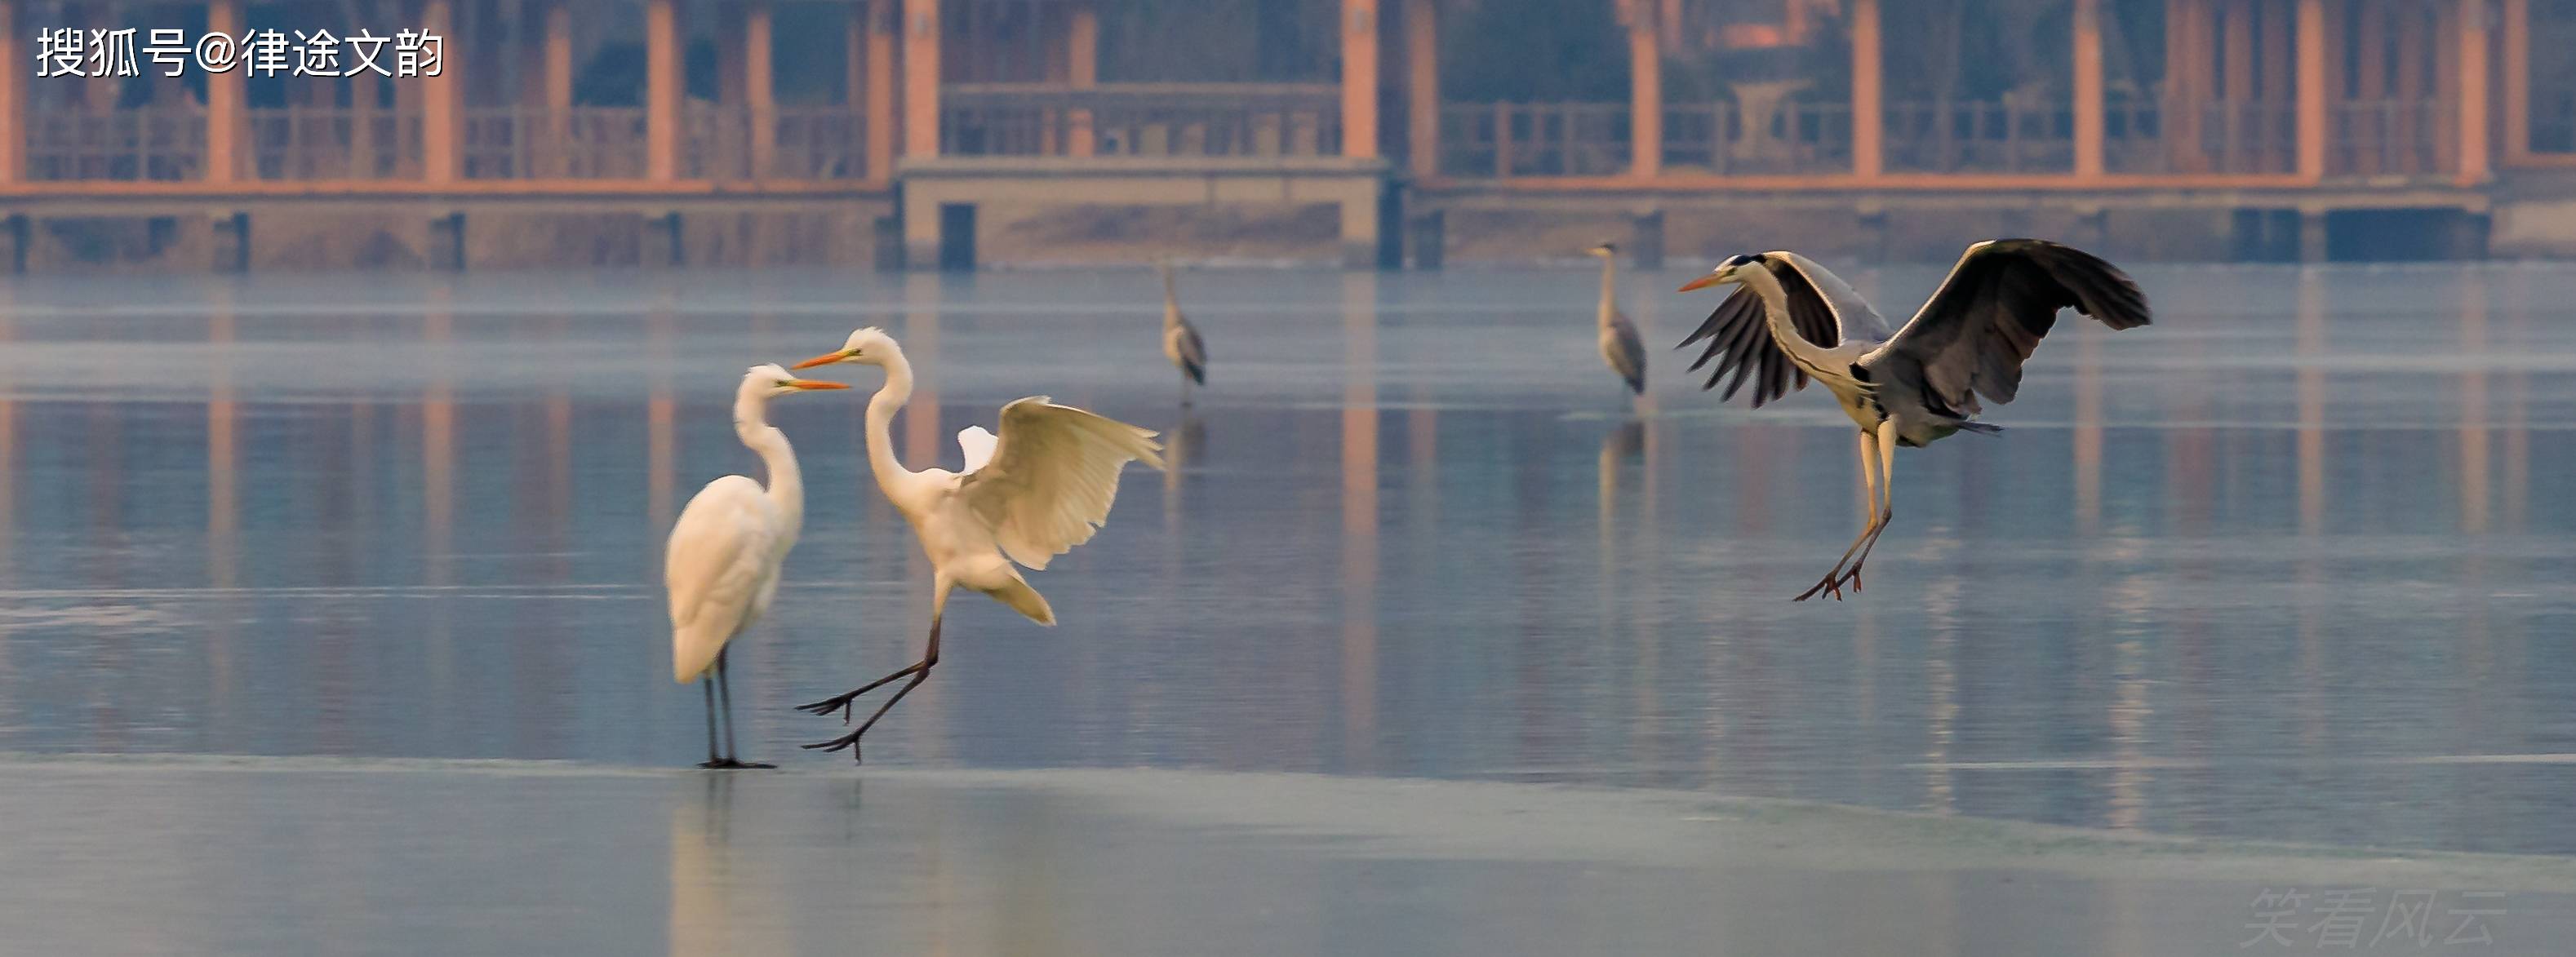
left=795, top=662, right=928, bottom=721
left=804, top=615, right=943, bottom=763
left=696, top=676, right=725, bottom=769
left=712, top=648, right=773, bottom=769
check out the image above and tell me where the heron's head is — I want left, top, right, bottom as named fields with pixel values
left=1677, top=254, right=1761, bottom=292
left=793, top=327, right=899, bottom=370
left=740, top=363, right=851, bottom=399
left=1586, top=241, right=1618, bottom=259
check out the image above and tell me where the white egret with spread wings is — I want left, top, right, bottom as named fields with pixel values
left=1677, top=239, right=2151, bottom=600
left=788, top=328, right=1166, bottom=760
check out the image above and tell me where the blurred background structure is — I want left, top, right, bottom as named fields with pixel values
left=7, top=0, right=2576, bottom=269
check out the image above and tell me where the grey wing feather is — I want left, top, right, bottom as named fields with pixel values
left=1863, top=239, right=2152, bottom=415
left=1606, top=312, right=1646, bottom=394
left=1770, top=250, right=1894, bottom=343
left=1178, top=319, right=1207, bottom=384
left=1676, top=254, right=1842, bottom=408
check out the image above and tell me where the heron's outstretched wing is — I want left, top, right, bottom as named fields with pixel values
left=1176, top=319, right=1208, bottom=385
left=1770, top=250, right=1894, bottom=343
left=1677, top=253, right=1844, bottom=407
left=665, top=474, right=778, bottom=683
left=1863, top=239, right=2151, bottom=414
left=962, top=397, right=1167, bottom=570
left=957, top=426, right=998, bottom=475
left=1605, top=311, right=1646, bottom=395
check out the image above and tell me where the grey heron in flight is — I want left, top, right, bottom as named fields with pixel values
left=1157, top=260, right=1208, bottom=405
left=1589, top=241, right=1648, bottom=397
left=1677, top=239, right=2151, bottom=600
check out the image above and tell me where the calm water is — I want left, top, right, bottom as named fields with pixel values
left=0, top=264, right=2570, bottom=857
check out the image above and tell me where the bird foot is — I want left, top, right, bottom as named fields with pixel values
left=794, top=692, right=862, bottom=723
left=802, top=730, right=865, bottom=763
left=1792, top=569, right=1850, bottom=602
left=697, top=759, right=776, bottom=770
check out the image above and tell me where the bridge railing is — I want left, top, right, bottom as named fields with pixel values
left=939, top=83, right=1342, bottom=158
left=1437, top=102, right=1631, bottom=178
left=1884, top=99, right=2075, bottom=175
left=2331, top=99, right=2455, bottom=177
left=1660, top=98, right=1852, bottom=175
left=22, top=109, right=205, bottom=182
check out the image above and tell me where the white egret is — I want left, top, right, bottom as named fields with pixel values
left=1588, top=241, right=1646, bottom=396
left=664, top=364, right=849, bottom=768
left=788, top=328, right=1166, bottom=760
left=1677, top=239, right=2151, bottom=600
left=1158, top=260, right=1209, bottom=405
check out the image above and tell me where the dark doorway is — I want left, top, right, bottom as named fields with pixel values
left=939, top=204, right=977, bottom=272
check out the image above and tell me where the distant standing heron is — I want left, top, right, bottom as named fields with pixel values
left=1590, top=241, right=1647, bottom=397
left=788, top=328, right=1166, bottom=760
left=1676, top=239, right=2150, bottom=600
left=1158, top=260, right=1208, bottom=405
left=664, top=364, right=849, bottom=768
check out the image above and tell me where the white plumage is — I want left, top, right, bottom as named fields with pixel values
left=660, top=364, right=846, bottom=768
left=666, top=473, right=783, bottom=685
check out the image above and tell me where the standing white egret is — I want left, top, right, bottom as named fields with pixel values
left=1158, top=260, right=1209, bottom=405
left=1589, top=241, right=1647, bottom=397
left=788, top=328, right=1166, bottom=760
left=665, top=364, right=849, bottom=768
left=1676, top=239, right=2150, bottom=600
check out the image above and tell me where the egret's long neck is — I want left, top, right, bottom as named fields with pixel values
left=864, top=349, right=917, bottom=494
left=1159, top=268, right=1180, bottom=330
left=1596, top=256, right=1618, bottom=324
left=735, top=391, right=803, bottom=537
left=1739, top=264, right=1838, bottom=370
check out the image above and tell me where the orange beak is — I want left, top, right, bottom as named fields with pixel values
left=788, top=379, right=850, bottom=391
left=1677, top=273, right=1725, bottom=293
left=789, top=351, right=846, bottom=370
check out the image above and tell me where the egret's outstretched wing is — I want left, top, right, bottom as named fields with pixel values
left=962, top=397, right=1166, bottom=570
left=1605, top=311, right=1646, bottom=395
left=664, top=475, right=778, bottom=683
left=957, top=426, right=998, bottom=475
left=1863, top=239, right=2151, bottom=414
left=1175, top=319, right=1208, bottom=385
left=1678, top=253, right=1845, bottom=408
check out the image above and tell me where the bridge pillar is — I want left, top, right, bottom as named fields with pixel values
left=1341, top=190, right=1382, bottom=270
left=1630, top=209, right=1664, bottom=271
left=904, top=0, right=941, bottom=159
left=1850, top=0, right=1882, bottom=177
left=1342, top=0, right=1379, bottom=159
left=206, top=0, right=244, bottom=183
left=0, top=0, right=20, bottom=185
left=646, top=0, right=681, bottom=181
left=212, top=212, right=251, bottom=273
left=1407, top=209, right=1444, bottom=270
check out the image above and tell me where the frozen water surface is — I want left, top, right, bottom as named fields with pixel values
left=0, top=264, right=2571, bottom=954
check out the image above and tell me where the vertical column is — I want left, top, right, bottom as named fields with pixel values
left=2073, top=0, right=2105, bottom=177
left=2458, top=0, right=2490, bottom=183
left=2165, top=0, right=2206, bottom=171
left=206, top=0, right=245, bottom=182
left=1628, top=1, right=1661, bottom=178
left=0, top=0, right=20, bottom=184
left=2296, top=0, right=2327, bottom=179
left=747, top=0, right=776, bottom=178
left=1067, top=2, right=1098, bottom=157
left=544, top=0, right=573, bottom=176
left=904, top=0, right=940, bottom=158
left=646, top=0, right=681, bottom=179
left=865, top=0, right=898, bottom=175
left=2504, top=0, right=2529, bottom=161
left=1342, top=0, right=1380, bottom=159
left=421, top=0, right=461, bottom=182
left=1404, top=0, right=1438, bottom=179
left=1850, top=0, right=1882, bottom=177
